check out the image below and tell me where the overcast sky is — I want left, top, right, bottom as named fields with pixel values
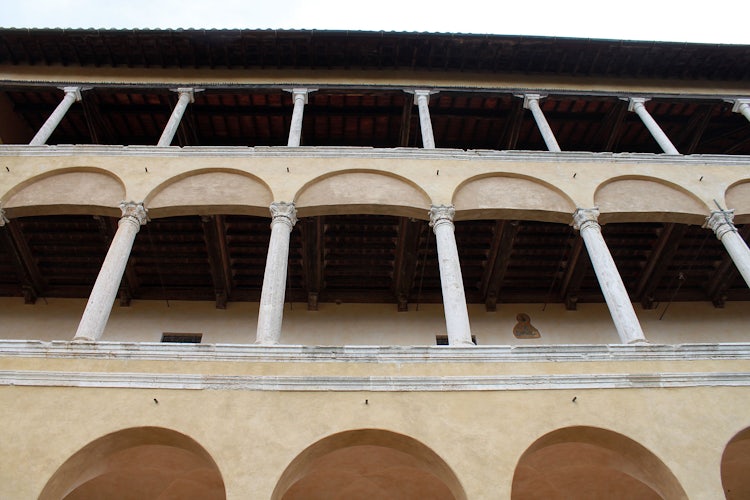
left=1, top=0, right=748, bottom=44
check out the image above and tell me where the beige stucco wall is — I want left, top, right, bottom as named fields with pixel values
left=1, top=297, right=748, bottom=346
left=0, top=366, right=748, bottom=499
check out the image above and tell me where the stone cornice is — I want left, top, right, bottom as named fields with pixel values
left=1, top=369, right=748, bottom=391
left=2, top=144, right=750, bottom=166
left=2, top=340, right=750, bottom=363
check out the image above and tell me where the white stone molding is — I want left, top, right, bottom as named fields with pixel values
left=706, top=210, right=750, bottom=288
left=626, top=97, right=680, bottom=155
left=730, top=99, right=750, bottom=122
left=284, top=88, right=316, bottom=147
left=429, top=205, right=474, bottom=346
left=573, top=208, right=647, bottom=344
left=521, top=93, right=561, bottom=152
left=73, top=202, right=147, bottom=342
left=1, top=369, right=748, bottom=392
left=29, top=86, right=83, bottom=146
left=156, top=88, right=201, bottom=147
left=412, top=89, right=438, bottom=149
left=255, top=202, right=297, bottom=345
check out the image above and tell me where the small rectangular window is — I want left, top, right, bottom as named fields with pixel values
left=436, top=335, right=476, bottom=345
left=161, top=333, right=203, bottom=343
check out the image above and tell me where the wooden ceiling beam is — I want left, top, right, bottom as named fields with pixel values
left=481, top=220, right=520, bottom=311
left=603, top=101, right=628, bottom=152
left=201, top=215, right=233, bottom=309
left=300, top=217, right=325, bottom=310
left=392, top=217, right=423, bottom=311
left=0, top=220, right=46, bottom=303
left=398, top=93, right=413, bottom=147
left=558, top=235, right=589, bottom=310
left=498, top=99, right=523, bottom=150
left=675, top=105, right=713, bottom=154
left=635, top=223, right=689, bottom=309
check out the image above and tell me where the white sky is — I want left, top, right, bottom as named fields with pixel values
left=0, top=0, right=748, bottom=44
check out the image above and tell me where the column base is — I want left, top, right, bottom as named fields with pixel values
left=72, top=336, right=95, bottom=343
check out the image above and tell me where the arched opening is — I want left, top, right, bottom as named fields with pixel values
left=511, top=426, right=686, bottom=499
left=39, top=426, right=225, bottom=500
left=721, top=427, right=750, bottom=499
left=272, top=428, right=466, bottom=500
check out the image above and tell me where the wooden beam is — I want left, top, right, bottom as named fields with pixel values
left=603, top=100, right=628, bottom=152
left=1, top=220, right=46, bottom=303
left=201, top=215, right=233, bottom=308
left=481, top=220, right=519, bottom=311
left=392, top=217, right=424, bottom=311
left=558, top=235, right=589, bottom=310
left=398, top=93, right=413, bottom=147
left=498, top=99, right=523, bottom=150
left=80, top=93, right=117, bottom=145
left=300, top=217, right=325, bottom=310
left=676, top=105, right=713, bottom=154
left=636, top=223, right=689, bottom=309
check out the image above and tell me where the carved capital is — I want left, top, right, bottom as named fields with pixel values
left=61, top=86, right=84, bottom=101
left=283, top=88, right=317, bottom=104
left=429, top=204, right=455, bottom=229
left=519, top=93, right=547, bottom=109
left=730, top=98, right=750, bottom=114
left=411, top=89, right=438, bottom=104
left=270, top=201, right=297, bottom=228
left=0, top=208, right=7, bottom=227
left=626, top=97, right=650, bottom=112
left=573, top=208, right=601, bottom=232
left=171, top=87, right=203, bottom=103
left=119, top=202, right=148, bottom=226
left=705, top=210, right=737, bottom=240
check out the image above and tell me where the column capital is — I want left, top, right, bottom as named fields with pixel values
left=429, top=204, right=455, bottom=228
left=60, top=86, right=84, bottom=101
left=0, top=207, right=7, bottom=227
left=573, top=208, right=601, bottom=231
left=170, top=88, right=203, bottom=103
left=519, top=93, right=547, bottom=109
left=705, top=210, right=737, bottom=240
left=410, top=89, right=439, bottom=103
left=626, top=97, right=650, bottom=112
left=119, top=202, right=148, bottom=226
left=270, top=201, right=297, bottom=228
left=283, top=88, right=317, bottom=104
left=729, top=98, right=750, bottom=113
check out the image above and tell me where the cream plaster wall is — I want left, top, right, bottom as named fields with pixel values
left=0, top=149, right=748, bottom=221
left=1, top=298, right=748, bottom=346
left=0, top=382, right=747, bottom=499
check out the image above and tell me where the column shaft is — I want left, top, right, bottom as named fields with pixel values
left=574, top=209, right=647, bottom=344
left=287, top=89, right=310, bottom=147
left=29, top=87, right=81, bottom=146
left=157, top=89, right=195, bottom=147
left=524, top=94, right=561, bottom=152
left=430, top=205, right=474, bottom=346
left=255, top=202, right=297, bottom=345
left=73, top=203, right=147, bottom=341
left=628, top=98, right=679, bottom=155
left=706, top=210, right=750, bottom=288
left=414, top=90, right=436, bottom=149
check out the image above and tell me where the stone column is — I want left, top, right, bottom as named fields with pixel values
left=157, top=88, right=197, bottom=147
left=414, top=90, right=437, bottom=149
left=0, top=207, right=7, bottom=226
left=73, top=202, right=147, bottom=341
left=706, top=210, right=750, bottom=288
left=255, top=202, right=297, bottom=345
left=731, top=99, right=750, bottom=123
left=29, top=87, right=82, bottom=146
left=523, top=94, right=561, bottom=152
left=286, top=88, right=314, bottom=147
left=573, top=208, right=647, bottom=344
left=627, top=98, right=680, bottom=155
left=429, top=205, right=474, bottom=346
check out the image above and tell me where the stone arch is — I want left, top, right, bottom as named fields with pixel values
left=271, top=428, right=467, bottom=500
left=1, top=167, right=125, bottom=218
left=295, top=170, right=431, bottom=219
left=452, top=173, right=576, bottom=223
left=511, top=426, right=687, bottom=499
left=721, top=426, right=750, bottom=499
left=595, top=176, right=709, bottom=224
left=725, top=180, right=750, bottom=224
left=39, top=426, right=226, bottom=500
left=145, top=169, right=273, bottom=218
